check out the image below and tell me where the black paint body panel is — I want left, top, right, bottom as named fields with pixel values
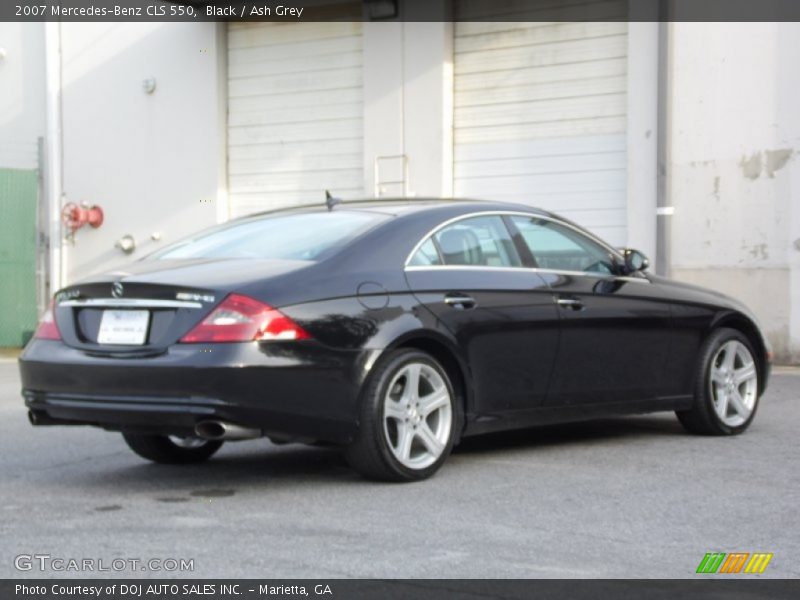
left=19, top=200, right=772, bottom=444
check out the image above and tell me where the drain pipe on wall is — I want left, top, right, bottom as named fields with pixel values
left=44, top=22, right=66, bottom=297
left=655, top=19, right=672, bottom=278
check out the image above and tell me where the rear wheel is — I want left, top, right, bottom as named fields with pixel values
left=345, top=349, right=459, bottom=482
left=122, top=433, right=223, bottom=464
left=676, top=328, right=760, bottom=435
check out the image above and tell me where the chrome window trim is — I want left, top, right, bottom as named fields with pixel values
left=404, top=265, right=651, bottom=284
left=402, top=210, right=650, bottom=283
left=59, top=298, right=203, bottom=309
left=405, top=265, right=527, bottom=274
left=404, top=210, right=623, bottom=267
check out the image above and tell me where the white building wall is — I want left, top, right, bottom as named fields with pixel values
left=363, top=16, right=453, bottom=198
left=0, top=22, right=46, bottom=170
left=363, top=21, right=404, bottom=196
left=668, top=22, right=800, bottom=361
left=401, top=18, right=454, bottom=198
left=57, top=22, right=227, bottom=282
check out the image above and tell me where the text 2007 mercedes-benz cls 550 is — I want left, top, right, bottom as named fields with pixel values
left=19, top=199, right=772, bottom=481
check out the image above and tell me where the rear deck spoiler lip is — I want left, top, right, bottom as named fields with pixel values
left=58, top=298, right=203, bottom=309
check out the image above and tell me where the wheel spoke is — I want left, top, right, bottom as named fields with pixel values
left=728, top=390, right=750, bottom=418
left=733, top=363, right=756, bottom=386
left=395, top=423, right=414, bottom=461
left=418, top=387, right=449, bottom=416
left=721, top=342, right=737, bottom=370
left=384, top=401, right=406, bottom=421
left=710, top=368, right=726, bottom=385
left=401, top=364, right=422, bottom=404
left=415, top=423, right=444, bottom=456
left=714, top=389, right=729, bottom=419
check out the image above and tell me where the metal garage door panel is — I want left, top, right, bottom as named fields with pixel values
left=227, top=22, right=364, bottom=218
left=454, top=0, right=627, bottom=21
left=454, top=1, right=629, bottom=246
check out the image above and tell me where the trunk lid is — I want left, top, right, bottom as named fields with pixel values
left=53, top=258, right=311, bottom=355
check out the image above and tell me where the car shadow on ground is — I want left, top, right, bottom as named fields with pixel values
left=62, top=413, right=689, bottom=496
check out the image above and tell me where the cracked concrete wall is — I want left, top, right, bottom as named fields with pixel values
left=669, top=22, right=800, bottom=363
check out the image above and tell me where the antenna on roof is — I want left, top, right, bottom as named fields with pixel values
left=325, top=190, right=341, bottom=212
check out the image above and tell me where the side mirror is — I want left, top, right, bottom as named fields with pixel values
left=620, top=248, right=649, bottom=274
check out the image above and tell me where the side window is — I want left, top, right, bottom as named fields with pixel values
left=433, top=216, right=521, bottom=267
left=408, top=239, right=442, bottom=266
left=510, top=216, right=615, bottom=274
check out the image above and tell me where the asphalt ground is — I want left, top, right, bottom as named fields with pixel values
left=1, top=359, right=797, bottom=579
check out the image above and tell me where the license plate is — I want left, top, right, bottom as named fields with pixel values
left=97, top=310, right=150, bottom=345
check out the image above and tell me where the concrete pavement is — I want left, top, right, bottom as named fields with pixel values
left=1, top=360, right=797, bottom=578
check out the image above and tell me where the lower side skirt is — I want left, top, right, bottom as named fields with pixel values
left=464, top=395, right=694, bottom=437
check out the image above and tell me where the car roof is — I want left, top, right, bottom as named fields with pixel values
left=244, top=198, right=554, bottom=219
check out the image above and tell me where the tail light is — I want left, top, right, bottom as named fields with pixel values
left=180, top=294, right=311, bottom=343
left=34, top=301, right=61, bottom=341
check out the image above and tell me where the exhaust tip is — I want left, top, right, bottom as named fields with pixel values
left=195, top=421, right=226, bottom=440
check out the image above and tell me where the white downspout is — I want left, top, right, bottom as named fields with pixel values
left=44, top=22, right=65, bottom=295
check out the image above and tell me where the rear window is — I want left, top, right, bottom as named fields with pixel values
left=150, top=211, right=385, bottom=262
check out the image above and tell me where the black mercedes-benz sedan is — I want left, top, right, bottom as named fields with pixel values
left=19, top=199, right=772, bottom=481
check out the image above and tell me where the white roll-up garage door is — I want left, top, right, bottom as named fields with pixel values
left=227, top=22, right=364, bottom=218
left=453, top=1, right=629, bottom=245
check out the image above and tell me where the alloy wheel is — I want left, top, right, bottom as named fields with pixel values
left=708, top=340, right=758, bottom=427
left=382, top=362, right=453, bottom=470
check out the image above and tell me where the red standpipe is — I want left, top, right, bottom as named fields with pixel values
left=61, top=202, right=104, bottom=234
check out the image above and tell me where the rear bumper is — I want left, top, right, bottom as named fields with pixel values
left=19, top=339, right=369, bottom=444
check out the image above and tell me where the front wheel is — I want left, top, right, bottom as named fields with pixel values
left=676, top=328, right=761, bottom=435
left=345, top=349, right=459, bottom=482
left=122, top=433, right=223, bottom=464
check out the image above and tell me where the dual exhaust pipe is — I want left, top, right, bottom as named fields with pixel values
left=194, top=420, right=261, bottom=441
left=28, top=411, right=80, bottom=426
left=28, top=410, right=260, bottom=442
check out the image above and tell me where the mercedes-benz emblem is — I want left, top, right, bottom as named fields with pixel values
left=111, top=282, right=124, bottom=298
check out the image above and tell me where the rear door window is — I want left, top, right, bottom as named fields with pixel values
left=410, top=215, right=521, bottom=267
left=408, top=239, right=442, bottom=266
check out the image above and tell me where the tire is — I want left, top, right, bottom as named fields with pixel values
left=676, top=327, right=761, bottom=436
left=344, top=349, right=460, bottom=482
left=122, top=433, right=223, bottom=464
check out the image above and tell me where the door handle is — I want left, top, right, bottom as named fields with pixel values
left=444, top=294, right=477, bottom=310
left=556, top=296, right=584, bottom=311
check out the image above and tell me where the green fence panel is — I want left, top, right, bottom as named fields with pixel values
left=0, top=168, right=39, bottom=347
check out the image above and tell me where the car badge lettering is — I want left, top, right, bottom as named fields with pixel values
left=176, top=292, right=215, bottom=303
left=55, top=289, right=80, bottom=303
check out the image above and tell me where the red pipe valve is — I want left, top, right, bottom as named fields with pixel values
left=61, top=202, right=104, bottom=234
